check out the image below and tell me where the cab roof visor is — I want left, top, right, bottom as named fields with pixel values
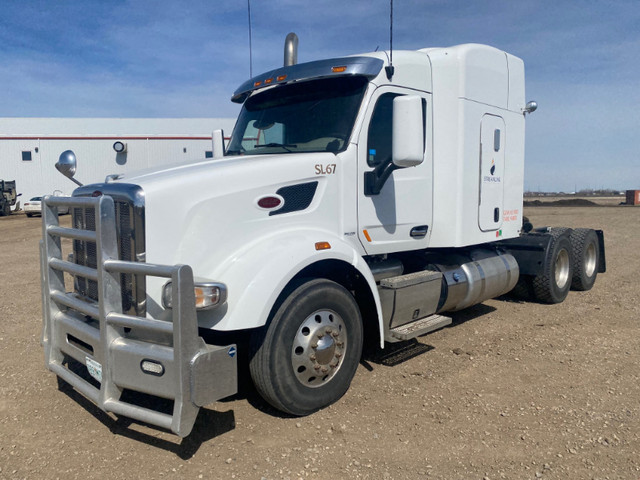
left=231, top=56, right=384, bottom=103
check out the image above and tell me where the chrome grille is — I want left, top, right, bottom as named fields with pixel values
left=72, top=184, right=145, bottom=316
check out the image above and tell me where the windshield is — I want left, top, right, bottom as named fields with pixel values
left=227, top=76, right=368, bottom=155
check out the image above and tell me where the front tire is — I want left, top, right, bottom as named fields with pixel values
left=249, top=278, right=363, bottom=416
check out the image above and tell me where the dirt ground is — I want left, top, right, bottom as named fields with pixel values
left=1, top=204, right=638, bottom=480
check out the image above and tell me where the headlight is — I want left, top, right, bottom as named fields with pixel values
left=162, top=281, right=227, bottom=310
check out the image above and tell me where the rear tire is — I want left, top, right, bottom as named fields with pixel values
left=250, top=278, right=363, bottom=416
left=570, top=228, right=599, bottom=291
left=532, top=229, right=573, bottom=304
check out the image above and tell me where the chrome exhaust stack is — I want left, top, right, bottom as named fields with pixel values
left=284, top=32, right=298, bottom=66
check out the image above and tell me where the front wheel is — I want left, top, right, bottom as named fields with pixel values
left=249, top=278, right=363, bottom=416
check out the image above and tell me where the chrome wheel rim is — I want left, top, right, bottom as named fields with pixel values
left=291, top=309, right=347, bottom=388
left=555, top=248, right=570, bottom=289
left=584, top=243, right=597, bottom=277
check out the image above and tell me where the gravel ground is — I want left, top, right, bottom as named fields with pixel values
left=1, top=205, right=638, bottom=480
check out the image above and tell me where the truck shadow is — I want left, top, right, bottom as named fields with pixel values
left=56, top=376, right=235, bottom=459
left=362, top=303, right=497, bottom=367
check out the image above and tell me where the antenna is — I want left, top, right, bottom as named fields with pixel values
left=385, top=0, right=394, bottom=80
left=248, top=0, right=253, bottom=77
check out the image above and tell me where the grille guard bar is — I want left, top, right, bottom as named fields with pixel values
left=40, top=194, right=237, bottom=437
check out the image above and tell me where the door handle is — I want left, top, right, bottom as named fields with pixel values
left=410, top=225, right=429, bottom=238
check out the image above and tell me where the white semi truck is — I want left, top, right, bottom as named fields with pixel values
left=40, top=37, right=605, bottom=437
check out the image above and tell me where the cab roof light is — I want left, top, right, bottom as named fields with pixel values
left=264, top=78, right=274, bottom=84
left=332, top=66, right=347, bottom=73
left=276, top=74, right=287, bottom=81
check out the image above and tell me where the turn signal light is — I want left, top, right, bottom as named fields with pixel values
left=315, top=242, right=331, bottom=251
left=162, top=282, right=228, bottom=311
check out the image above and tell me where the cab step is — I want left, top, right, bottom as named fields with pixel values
left=386, top=314, right=452, bottom=342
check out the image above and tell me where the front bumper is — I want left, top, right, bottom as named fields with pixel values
left=40, top=194, right=237, bottom=437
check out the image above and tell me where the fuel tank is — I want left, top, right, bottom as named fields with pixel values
left=429, top=250, right=519, bottom=312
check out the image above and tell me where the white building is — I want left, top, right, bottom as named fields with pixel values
left=0, top=117, right=236, bottom=204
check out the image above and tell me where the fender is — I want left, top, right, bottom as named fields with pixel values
left=196, top=228, right=384, bottom=345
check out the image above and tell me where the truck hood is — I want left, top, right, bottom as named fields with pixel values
left=113, top=152, right=349, bottom=307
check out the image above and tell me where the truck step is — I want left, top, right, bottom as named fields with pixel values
left=387, top=314, right=452, bottom=341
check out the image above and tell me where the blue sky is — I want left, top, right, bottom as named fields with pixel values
left=1, top=0, right=638, bottom=191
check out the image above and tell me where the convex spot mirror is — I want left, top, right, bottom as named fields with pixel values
left=56, top=150, right=77, bottom=179
left=56, top=150, right=83, bottom=186
left=392, top=95, right=424, bottom=168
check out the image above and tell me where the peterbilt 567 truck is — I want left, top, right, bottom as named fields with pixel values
left=40, top=38, right=605, bottom=437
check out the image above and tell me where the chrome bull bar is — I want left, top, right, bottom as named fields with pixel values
left=40, top=194, right=236, bottom=437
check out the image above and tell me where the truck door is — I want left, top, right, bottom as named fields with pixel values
left=357, top=88, right=433, bottom=255
left=478, top=114, right=506, bottom=232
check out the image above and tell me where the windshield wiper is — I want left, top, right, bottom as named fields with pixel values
left=254, top=142, right=297, bottom=152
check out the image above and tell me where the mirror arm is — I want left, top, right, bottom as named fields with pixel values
left=364, top=160, right=399, bottom=196
left=68, top=177, right=84, bottom=187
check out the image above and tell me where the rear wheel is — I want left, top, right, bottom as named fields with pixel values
left=532, top=229, right=573, bottom=304
left=250, top=278, right=363, bottom=416
left=570, top=228, right=599, bottom=291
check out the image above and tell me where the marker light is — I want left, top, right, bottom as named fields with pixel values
left=332, top=66, right=347, bottom=73
left=162, top=281, right=227, bottom=311
left=315, top=242, right=331, bottom=251
left=277, top=75, right=287, bottom=81
left=363, top=229, right=372, bottom=242
left=254, top=81, right=262, bottom=87
left=140, top=359, right=165, bottom=376
left=257, top=195, right=283, bottom=209
left=264, top=78, right=274, bottom=84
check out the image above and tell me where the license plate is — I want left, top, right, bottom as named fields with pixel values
left=85, top=357, right=103, bottom=383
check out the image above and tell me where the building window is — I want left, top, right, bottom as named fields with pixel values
left=22, top=151, right=32, bottom=161
left=205, top=151, right=213, bottom=158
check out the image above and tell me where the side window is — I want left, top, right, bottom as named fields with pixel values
left=366, top=93, right=401, bottom=167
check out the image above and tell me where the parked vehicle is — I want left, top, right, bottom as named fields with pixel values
left=0, top=179, right=20, bottom=216
left=25, top=195, right=69, bottom=217
left=40, top=38, right=605, bottom=437
left=24, top=197, right=43, bottom=217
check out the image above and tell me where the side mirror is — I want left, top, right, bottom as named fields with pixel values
left=212, top=129, right=225, bottom=159
left=392, top=95, right=424, bottom=167
left=56, top=150, right=83, bottom=186
left=523, top=100, right=538, bottom=115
